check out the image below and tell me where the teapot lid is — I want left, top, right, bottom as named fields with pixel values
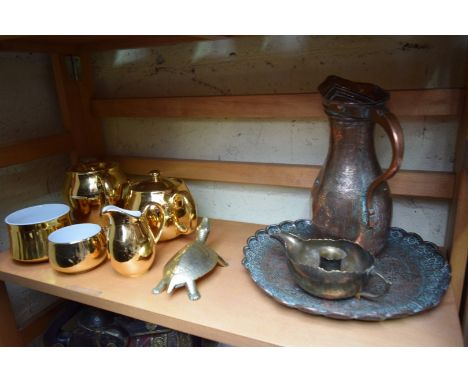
left=130, top=170, right=175, bottom=192
left=68, top=161, right=119, bottom=174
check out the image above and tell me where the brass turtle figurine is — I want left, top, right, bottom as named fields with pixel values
left=152, top=217, right=228, bottom=300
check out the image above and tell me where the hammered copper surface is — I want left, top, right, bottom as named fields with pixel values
left=312, top=76, right=404, bottom=255
left=242, top=220, right=451, bottom=321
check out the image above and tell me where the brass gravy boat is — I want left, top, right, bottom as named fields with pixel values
left=270, top=232, right=391, bottom=300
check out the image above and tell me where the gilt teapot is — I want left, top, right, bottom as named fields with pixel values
left=64, top=161, right=128, bottom=226
left=122, top=170, right=197, bottom=241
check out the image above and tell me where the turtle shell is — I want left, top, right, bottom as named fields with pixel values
left=163, top=242, right=219, bottom=281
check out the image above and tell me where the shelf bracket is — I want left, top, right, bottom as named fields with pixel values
left=64, top=55, right=81, bottom=81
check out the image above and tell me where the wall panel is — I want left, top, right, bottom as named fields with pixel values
left=0, top=52, right=68, bottom=329
left=94, top=36, right=466, bottom=249
left=0, top=52, right=63, bottom=146
left=93, top=36, right=467, bottom=97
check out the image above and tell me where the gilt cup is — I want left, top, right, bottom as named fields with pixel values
left=48, top=223, right=108, bottom=273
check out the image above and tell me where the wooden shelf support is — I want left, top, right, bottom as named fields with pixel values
left=0, top=133, right=73, bottom=168
left=0, top=36, right=229, bottom=53
left=447, top=87, right=468, bottom=311
left=51, top=53, right=106, bottom=161
left=0, top=281, right=22, bottom=346
left=115, top=156, right=455, bottom=200
left=92, top=89, right=462, bottom=119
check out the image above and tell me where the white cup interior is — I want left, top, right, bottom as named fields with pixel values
left=48, top=223, right=101, bottom=244
left=5, top=204, right=70, bottom=226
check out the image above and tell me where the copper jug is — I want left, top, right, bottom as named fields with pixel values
left=312, top=76, right=404, bottom=255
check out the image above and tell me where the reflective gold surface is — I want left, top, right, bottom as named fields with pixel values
left=5, top=204, right=71, bottom=262
left=48, top=224, right=108, bottom=273
left=103, top=204, right=165, bottom=277
left=123, top=170, right=197, bottom=241
left=64, top=161, right=128, bottom=226
left=152, top=218, right=228, bottom=300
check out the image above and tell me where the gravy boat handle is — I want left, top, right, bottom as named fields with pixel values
left=358, top=271, right=392, bottom=300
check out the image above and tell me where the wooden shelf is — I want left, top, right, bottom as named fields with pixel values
left=0, top=219, right=463, bottom=346
left=92, top=89, right=462, bottom=119
left=0, top=36, right=230, bottom=53
left=116, top=157, right=455, bottom=199
left=0, top=133, right=73, bottom=168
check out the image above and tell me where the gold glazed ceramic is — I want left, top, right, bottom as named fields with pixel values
left=48, top=223, right=108, bottom=273
left=64, top=161, right=128, bottom=226
left=152, top=217, right=228, bottom=300
left=102, top=204, right=165, bottom=277
left=270, top=231, right=391, bottom=300
left=123, top=170, right=197, bottom=242
left=5, top=204, right=71, bottom=262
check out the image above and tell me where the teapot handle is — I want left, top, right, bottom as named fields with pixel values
left=366, top=109, right=404, bottom=227
left=169, top=191, right=195, bottom=234
left=142, top=203, right=166, bottom=245
left=96, top=173, right=114, bottom=205
left=96, top=173, right=130, bottom=206
left=119, top=179, right=133, bottom=205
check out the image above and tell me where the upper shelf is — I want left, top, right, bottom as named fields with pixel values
left=0, top=35, right=231, bottom=53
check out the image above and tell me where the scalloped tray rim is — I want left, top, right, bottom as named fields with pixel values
left=242, top=219, right=451, bottom=321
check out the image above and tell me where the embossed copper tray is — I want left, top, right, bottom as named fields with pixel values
left=242, top=220, right=451, bottom=321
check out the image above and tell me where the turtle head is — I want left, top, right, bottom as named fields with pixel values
left=195, top=217, right=210, bottom=243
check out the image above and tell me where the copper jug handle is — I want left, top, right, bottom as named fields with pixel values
left=366, top=109, right=404, bottom=227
